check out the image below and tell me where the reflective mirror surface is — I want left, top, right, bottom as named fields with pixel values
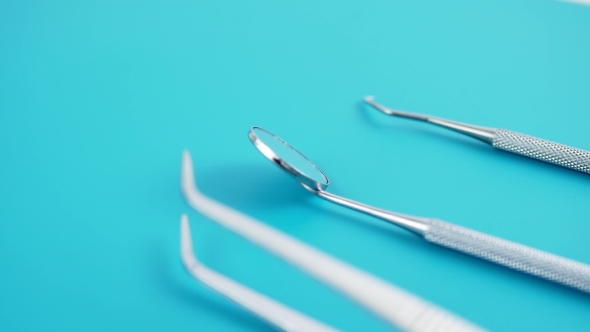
left=250, top=127, right=329, bottom=189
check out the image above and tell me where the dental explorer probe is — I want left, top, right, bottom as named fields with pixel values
left=248, top=126, right=590, bottom=294
left=364, top=96, right=590, bottom=174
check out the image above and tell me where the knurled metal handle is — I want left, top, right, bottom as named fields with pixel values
left=424, top=219, right=590, bottom=293
left=492, top=129, right=590, bottom=174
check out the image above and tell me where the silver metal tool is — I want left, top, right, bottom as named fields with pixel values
left=364, top=96, right=590, bottom=174
left=180, top=214, right=339, bottom=332
left=248, top=126, right=590, bottom=294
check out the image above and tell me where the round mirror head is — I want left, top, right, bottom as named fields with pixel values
left=248, top=127, right=330, bottom=191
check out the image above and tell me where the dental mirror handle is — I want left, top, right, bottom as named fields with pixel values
left=425, top=219, right=590, bottom=293
left=316, top=190, right=590, bottom=293
left=364, top=97, right=590, bottom=174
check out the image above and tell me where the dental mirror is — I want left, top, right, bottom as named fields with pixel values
left=248, top=127, right=330, bottom=190
left=247, top=126, right=590, bottom=293
left=248, top=126, right=427, bottom=234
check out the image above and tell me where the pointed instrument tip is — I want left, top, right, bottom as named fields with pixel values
left=180, top=214, right=199, bottom=268
left=362, top=95, right=394, bottom=115
left=181, top=149, right=197, bottom=193
left=181, top=214, right=190, bottom=234
left=182, top=150, right=192, bottom=172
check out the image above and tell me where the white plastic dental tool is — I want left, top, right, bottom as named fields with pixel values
left=180, top=214, right=339, bottom=332
left=181, top=150, right=485, bottom=332
left=248, top=126, right=590, bottom=294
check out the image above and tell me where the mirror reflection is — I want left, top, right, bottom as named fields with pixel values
left=253, top=128, right=328, bottom=186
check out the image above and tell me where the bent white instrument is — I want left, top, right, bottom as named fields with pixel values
left=180, top=215, right=338, bottom=332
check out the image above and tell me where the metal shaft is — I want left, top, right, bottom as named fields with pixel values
left=314, top=188, right=430, bottom=235
left=363, top=96, right=495, bottom=143
left=310, top=187, right=590, bottom=294
left=364, top=96, right=590, bottom=174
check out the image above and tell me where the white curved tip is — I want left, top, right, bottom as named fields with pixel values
left=181, top=150, right=196, bottom=194
left=180, top=214, right=199, bottom=269
left=363, top=95, right=375, bottom=103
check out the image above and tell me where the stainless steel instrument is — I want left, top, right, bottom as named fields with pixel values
left=248, top=126, right=590, bottom=294
left=364, top=96, right=590, bottom=174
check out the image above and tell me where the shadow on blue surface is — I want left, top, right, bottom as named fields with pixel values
left=196, top=162, right=313, bottom=210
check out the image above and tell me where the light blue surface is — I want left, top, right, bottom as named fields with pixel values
left=1, top=0, right=590, bottom=331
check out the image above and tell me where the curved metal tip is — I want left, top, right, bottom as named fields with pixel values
left=363, top=96, right=429, bottom=120
left=362, top=96, right=396, bottom=116
left=361, top=96, right=495, bottom=143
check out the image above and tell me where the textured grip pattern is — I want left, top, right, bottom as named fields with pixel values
left=492, top=129, right=590, bottom=173
left=425, top=219, right=590, bottom=293
left=395, top=300, right=486, bottom=332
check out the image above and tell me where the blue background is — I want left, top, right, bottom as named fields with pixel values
left=1, top=0, right=590, bottom=330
